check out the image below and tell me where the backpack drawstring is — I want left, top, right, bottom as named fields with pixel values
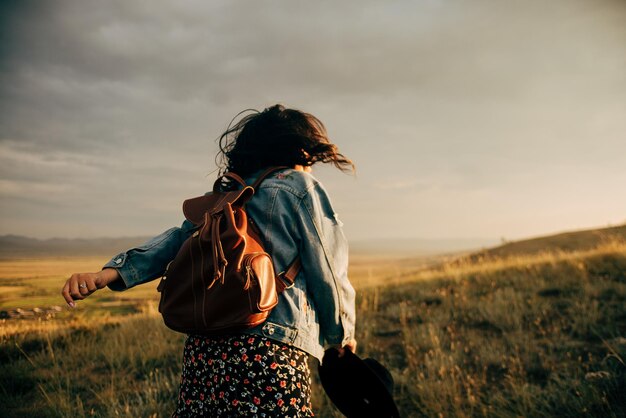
left=211, top=212, right=228, bottom=286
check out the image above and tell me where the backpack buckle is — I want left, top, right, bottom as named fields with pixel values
left=277, top=273, right=295, bottom=290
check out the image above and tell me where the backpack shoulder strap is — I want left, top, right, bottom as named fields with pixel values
left=252, top=167, right=301, bottom=292
left=213, top=167, right=288, bottom=192
left=251, top=166, right=289, bottom=190
left=213, top=172, right=247, bottom=192
left=276, top=257, right=301, bottom=293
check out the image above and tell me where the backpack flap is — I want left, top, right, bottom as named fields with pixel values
left=182, top=187, right=255, bottom=225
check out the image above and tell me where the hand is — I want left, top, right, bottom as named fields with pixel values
left=61, top=268, right=119, bottom=308
left=337, top=338, right=358, bottom=358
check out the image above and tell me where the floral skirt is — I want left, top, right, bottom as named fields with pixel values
left=173, top=334, right=314, bottom=417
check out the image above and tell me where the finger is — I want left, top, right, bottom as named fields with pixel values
left=337, top=347, right=346, bottom=358
left=86, top=275, right=98, bottom=293
left=61, top=280, right=75, bottom=308
left=69, top=275, right=85, bottom=300
left=78, top=274, right=91, bottom=296
left=79, top=283, right=89, bottom=295
left=340, top=339, right=357, bottom=355
left=82, top=274, right=98, bottom=297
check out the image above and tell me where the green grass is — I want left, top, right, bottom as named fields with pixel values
left=1, top=242, right=625, bottom=417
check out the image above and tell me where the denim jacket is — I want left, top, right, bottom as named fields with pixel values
left=103, top=168, right=356, bottom=361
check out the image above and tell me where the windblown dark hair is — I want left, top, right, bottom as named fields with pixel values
left=216, top=105, right=354, bottom=182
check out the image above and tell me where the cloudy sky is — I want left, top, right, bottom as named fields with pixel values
left=1, top=0, right=625, bottom=244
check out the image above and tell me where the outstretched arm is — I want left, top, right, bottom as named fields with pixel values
left=61, top=219, right=197, bottom=308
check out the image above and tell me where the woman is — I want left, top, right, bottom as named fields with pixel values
left=61, top=104, right=357, bottom=417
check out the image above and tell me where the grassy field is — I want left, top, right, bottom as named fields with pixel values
left=1, top=239, right=625, bottom=417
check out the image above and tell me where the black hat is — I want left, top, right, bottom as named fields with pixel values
left=318, top=348, right=400, bottom=418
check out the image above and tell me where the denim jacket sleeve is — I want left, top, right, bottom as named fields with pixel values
left=102, top=219, right=198, bottom=291
left=297, top=181, right=356, bottom=346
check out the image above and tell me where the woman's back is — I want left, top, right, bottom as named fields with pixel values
left=61, top=104, right=357, bottom=417
left=243, top=168, right=355, bottom=362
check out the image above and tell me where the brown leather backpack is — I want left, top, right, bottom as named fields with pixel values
left=157, top=167, right=300, bottom=335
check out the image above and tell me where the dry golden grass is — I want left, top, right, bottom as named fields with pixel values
left=1, top=241, right=625, bottom=417
left=355, top=241, right=626, bottom=417
left=389, top=239, right=626, bottom=286
left=0, top=257, right=109, bottom=278
left=0, top=257, right=159, bottom=312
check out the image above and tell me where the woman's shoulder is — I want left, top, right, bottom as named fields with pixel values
left=257, top=168, right=324, bottom=198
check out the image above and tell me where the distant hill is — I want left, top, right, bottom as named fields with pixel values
left=0, top=234, right=496, bottom=259
left=350, top=237, right=497, bottom=256
left=2, top=224, right=624, bottom=259
left=0, top=235, right=152, bottom=258
left=470, top=224, right=626, bottom=260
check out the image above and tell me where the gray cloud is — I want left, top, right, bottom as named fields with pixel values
left=1, top=0, right=625, bottom=240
